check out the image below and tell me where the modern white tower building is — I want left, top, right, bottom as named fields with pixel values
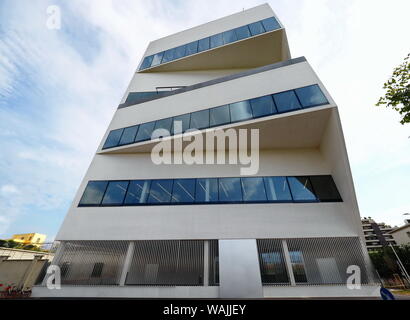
left=34, top=4, right=379, bottom=298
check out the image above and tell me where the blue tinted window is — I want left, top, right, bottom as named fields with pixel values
left=198, top=38, right=210, bottom=52
left=230, top=101, right=253, bottom=123
left=219, top=178, right=243, bottom=202
left=103, top=129, right=123, bottom=149
left=210, top=33, right=224, bottom=49
left=140, top=55, right=154, bottom=70
left=101, top=181, right=129, bottom=205
left=288, top=177, right=316, bottom=201
left=261, top=17, right=281, bottom=32
left=186, top=41, right=198, bottom=55
left=273, top=91, right=302, bottom=113
left=250, top=95, right=277, bottom=118
left=147, top=179, right=174, bottom=203
left=195, top=178, right=218, bottom=203
left=248, top=21, right=265, bottom=36
left=222, top=29, right=237, bottom=44
left=151, top=52, right=164, bottom=66
left=124, top=180, right=151, bottom=205
left=125, top=92, right=158, bottom=105
left=309, top=176, right=341, bottom=202
left=295, top=85, right=328, bottom=108
left=210, top=105, right=230, bottom=127
left=119, top=125, right=139, bottom=146
left=190, top=109, right=209, bottom=130
left=234, top=25, right=251, bottom=40
left=264, top=177, right=292, bottom=201
left=153, top=118, right=173, bottom=139
left=171, top=179, right=196, bottom=203
left=79, top=181, right=108, bottom=205
left=241, top=177, right=267, bottom=202
left=134, top=121, right=155, bottom=142
left=174, top=45, right=187, bottom=59
left=172, top=114, right=191, bottom=134
left=162, top=48, right=176, bottom=63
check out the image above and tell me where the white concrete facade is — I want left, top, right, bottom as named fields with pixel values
left=33, top=4, right=378, bottom=298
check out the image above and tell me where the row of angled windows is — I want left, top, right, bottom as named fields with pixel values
left=139, top=17, right=281, bottom=70
left=78, top=175, right=342, bottom=207
left=103, top=84, right=329, bottom=150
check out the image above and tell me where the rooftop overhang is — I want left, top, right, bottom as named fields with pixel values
left=99, top=106, right=334, bottom=154
left=139, top=29, right=290, bottom=73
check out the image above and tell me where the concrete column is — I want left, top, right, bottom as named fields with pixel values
left=119, top=241, right=135, bottom=286
left=282, top=239, right=296, bottom=286
left=203, top=241, right=209, bottom=286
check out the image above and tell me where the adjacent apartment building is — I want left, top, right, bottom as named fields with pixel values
left=33, top=4, right=378, bottom=298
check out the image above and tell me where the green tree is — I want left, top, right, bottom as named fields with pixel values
left=376, top=53, right=410, bottom=124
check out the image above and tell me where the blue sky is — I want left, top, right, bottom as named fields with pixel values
left=0, top=0, right=409, bottom=241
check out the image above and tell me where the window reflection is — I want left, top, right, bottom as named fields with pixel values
left=287, top=177, right=316, bottom=201
left=124, top=180, right=151, bottom=205
left=241, top=177, right=267, bottom=202
left=195, top=178, right=218, bottom=203
left=172, top=179, right=196, bottom=203
left=273, top=90, right=302, bottom=113
left=148, top=180, right=174, bottom=203
left=79, top=181, right=108, bottom=205
left=119, top=125, right=139, bottom=146
left=103, top=129, right=123, bottom=149
left=229, top=101, right=253, bottom=122
left=250, top=95, right=277, bottom=118
left=264, top=177, right=292, bottom=201
left=295, top=85, right=328, bottom=108
left=210, top=105, right=230, bottom=127
left=248, top=21, right=265, bottom=36
left=134, top=121, right=156, bottom=142
left=101, top=181, right=129, bottom=205
left=219, top=178, right=242, bottom=202
left=190, top=109, right=209, bottom=129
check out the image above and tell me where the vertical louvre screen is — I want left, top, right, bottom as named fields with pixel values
left=257, top=239, right=290, bottom=285
left=53, top=241, right=128, bottom=285
left=126, top=240, right=207, bottom=286
left=258, top=237, right=376, bottom=286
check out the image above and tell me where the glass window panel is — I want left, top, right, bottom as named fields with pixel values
left=195, top=178, right=218, bottom=203
left=125, top=92, right=158, bottom=105
left=186, top=41, right=198, bottom=55
left=119, top=125, right=139, bottom=146
left=249, top=95, right=277, bottom=118
left=171, top=179, right=196, bottom=203
left=103, top=128, right=123, bottom=149
left=295, top=85, right=328, bottom=108
left=210, top=105, right=230, bottom=127
left=101, top=181, right=129, bottom=205
left=140, top=55, right=154, bottom=70
left=248, top=21, right=265, bottom=36
left=172, top=113, right=191, bottom=134
left=79, top=181, right=108, bottom=205
left=289, top=251, right=308, bottom=283
left=161, top=48, right=176, bottom=63
left=261, top=17, right=281, bottom=32
left=273, top=91, right=302, bottom=113
left=241, top=177, right=267, bottom=202
left=151, top=51, right=164, bottom=66
left=260, top=251, right=289, bottom=283
left=229, top=100, right=253, bottom=123
left=264, top=177, right=292, bottom=201
left=134, top=121, right=156, bottom=142
left=147, top=179, right=174, bottom=204
left=124, top=180, right=151, bottom=205
left=309, top=176, right=342, bottom=202
left=288, top=177, right=317, bottom=201
left=222, top=29, right=237, bottom=44
left=218, top=178, right=243, bottom=202
left=174, top=44, right=187, bottom=59
left=190, top=109, right=209, bottom=130
left=210, top=33, right=224, bottom=49
left=153, top=118, right=173, bottom=138
left=234, top=25, right=251, bottom=40
left=198, top=37, right=210, bottom=52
